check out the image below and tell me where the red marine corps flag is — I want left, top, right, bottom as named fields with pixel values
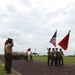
left=58, top=30, right=71, bottom=50
left=50, top=30, right=57, bottom=47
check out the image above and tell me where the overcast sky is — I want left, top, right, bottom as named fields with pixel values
left=0, top=0, right=75, bottom=55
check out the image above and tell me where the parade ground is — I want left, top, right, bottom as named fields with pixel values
left=12, top=60, right=75, bottom=75
left=0, top=56, right=75, bottom=75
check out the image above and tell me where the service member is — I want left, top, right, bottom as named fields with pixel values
left=30, top=52, right=33, bottom=61
left=51, top=48, right=56, bottom=66
left=59, top=48, right=63, bottom=66
left=4, top=38, right=14, bottom=74
left=47, top=48, right=51, bottom=66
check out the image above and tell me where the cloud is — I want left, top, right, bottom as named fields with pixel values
left=30, top=0, right=71, bottom=13
left=0, top=0, right=75, bottom=55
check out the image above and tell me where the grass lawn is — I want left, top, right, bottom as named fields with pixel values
left=0, top=62, right=17, bottom=75
left=0, top=62, right=5, bottom=75
left=63, top=56, right=75, bottom=65
left=33, top=56, right=75, bottom=65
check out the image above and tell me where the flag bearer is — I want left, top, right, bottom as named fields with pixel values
left=55, top=48, right=60, bottom=66
left=51, top=48, right=56, bottom=66
left=47, top=48, right=51, bottom=66
left=59, top=48, right=63, bottom=66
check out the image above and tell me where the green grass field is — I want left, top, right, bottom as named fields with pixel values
left=0, top=62, right=5, bottom=75
left=63, top=56, right=75, bottom=65
left=0, top=62, right=16, bottom=75
left=33, top=56, right=75, bottom=65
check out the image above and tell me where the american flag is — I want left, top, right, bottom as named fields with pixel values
left=50, top=30, right=57, bottom=47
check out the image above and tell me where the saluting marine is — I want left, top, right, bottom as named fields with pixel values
left=4, top=38, right=14, bottom=74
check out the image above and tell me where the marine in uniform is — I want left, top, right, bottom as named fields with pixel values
left=4, top=40, right=8, bottom=71
left=30, top=52, right=33, bottom=61
left=51, top=48, right=56, bottom=66
left=47, top=48, right=51, bottom=66
left=25, top=51, right=29, bottom=62
left=4, top=38, right=14, bottom=74
left=55, top=48, right=60, bottom=66
left=59, top=48, right=63, bottom=66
